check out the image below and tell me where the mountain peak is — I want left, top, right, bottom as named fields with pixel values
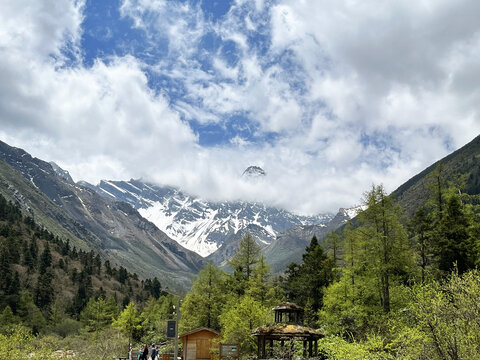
left=49, top=162, right=74, bottom=183
left=242, top=166, right=266, bottom=178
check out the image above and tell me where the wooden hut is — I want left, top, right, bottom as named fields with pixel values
left=179, top=328, right=220, bottom=360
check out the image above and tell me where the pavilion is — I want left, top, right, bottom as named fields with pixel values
left=252, top=302, right=324, bottom=359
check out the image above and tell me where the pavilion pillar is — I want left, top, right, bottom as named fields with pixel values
left=308, top=340, right=313, bottom=357
left=262, top=337, right=266, bottom=359
left=269, top=339, right=274, bottom=357
left=314, top=340, right=318, bottom=356
left=257, top=336, right=262, bottom=359
left=303, top=340, right=307, bottom=357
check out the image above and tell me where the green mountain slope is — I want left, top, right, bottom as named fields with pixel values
left=0, top=159, right=89, bottom=251
left=394, top=134, right=480, bottom=216
left=0, top=193, right=162, bottom=329
left=0, top=140, right=204, bottom=290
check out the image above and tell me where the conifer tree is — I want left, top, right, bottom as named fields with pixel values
left=410, top=207, right=433, bottom=283
left=180, top=264, right=228, bottom=331
left=81, top=297, right=118, bottom=332
left=228, top=234, right=261, bottom=294
left=437, top=194, right=476, bottom=273
left=38, top=242, right=52, bottom=275
left=113, top=302, right=142, bottom=347
left=282, top=236, right=333, bottom=325
left=357, top=185, right=413, bottom=313
left=35, top=268, right=55, bottom=311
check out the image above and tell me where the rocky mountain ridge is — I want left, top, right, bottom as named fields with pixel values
left=0, top=140, right=204, bottom=290
left=81, top=178, right=336, bottom=257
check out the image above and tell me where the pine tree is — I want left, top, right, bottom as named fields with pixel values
left=282, top=236, right=334, bottom=325
left=112, top=302, right=142, bottom=347
left=81, top=297, right=118, bottom=332
left=35, top=268, right=55, bottom=311
left=180, top=264, right=228, bottom=331
left=437, top=194, right=476, bottom=273
left=150, top=277, right=162, bottom=299
left=228, top=234, right=261, bottom=294
left=246, top=255, right=273, bottom=306
left=410, top=207, right=434, bottom=283
left=356, top=185, right=413, bottom=313
left=325, top=231, right=341, bottom=267
left=38, top=243, right=52, bottom=275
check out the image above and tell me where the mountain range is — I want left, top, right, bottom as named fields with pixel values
left=78, top=175, right=359, bottom=271
left=0, top=140, right=204, bottom=290
left=79, top=178, right=335, bottom=257
left=1, top=133, right=480, bottom=289
left=0, top=139, right=352, bottom=288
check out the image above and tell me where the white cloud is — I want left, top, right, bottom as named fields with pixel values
left=1, top=0, right=480, bottom=216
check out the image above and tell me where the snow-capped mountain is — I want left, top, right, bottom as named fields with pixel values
left=81, top=178, right=334, bottom=257
left=242, top=165, right=266, bottom=178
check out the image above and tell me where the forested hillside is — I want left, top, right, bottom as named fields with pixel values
left=178, top=168, right=480, bottom=359
left=394, top=134, right=480, bottom=216
left=0, top=141, right=205, bottom=290
left=0, top=194, right=175, bottom=358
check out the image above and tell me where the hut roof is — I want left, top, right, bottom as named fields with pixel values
left=179, top=327, right=220, bottom=338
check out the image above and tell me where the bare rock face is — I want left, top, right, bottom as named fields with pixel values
left=242, top=165, right=266, bottom=178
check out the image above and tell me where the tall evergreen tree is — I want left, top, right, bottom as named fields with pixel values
left=34, top=268, right=55, bottom=311
left=38, top=243, right=52, bottom=275
left=228, top=234, right=261, bottom=295
left=437, top=194, right=476, bottom=273
left=180, top=264, right=228, bottom=331
left=410, top=207, right=434, bottom=283
left=357, top=185, right=413, bottom=313
left=283, top=235, right=334, bottom=324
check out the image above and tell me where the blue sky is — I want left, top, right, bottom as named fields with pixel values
left=1, top=0, right=480, bottom=214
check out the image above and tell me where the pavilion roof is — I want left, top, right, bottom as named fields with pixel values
left=272, top=302, right=304, bottom=311
left=252, top=323, right=324, bottom=339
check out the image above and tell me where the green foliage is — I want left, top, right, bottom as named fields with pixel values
left=402, top=270, right=480, bottom=359
left=282, top=235, right=334, bottom=325
left=112, top=302, right=142, bottom=345
left=17, top=290, right=47, bottom=334
left=436, top=193, right=477, bottom=273
left=324, top=231, right=342, bottom=267
left=34, top=268, right=55, bottom=312
left=180, top=235, right=283, bottom=356
left=319, top=334, right=393, bottom=360
left=139, top=294, right=176, bottom=344
left=38, top=242, right=52, bottom=274
left=49, top=318, right=83, bottom=338
left=80, top=297, right=118, bottom=332
left=0, top=325, right=54, bottom=360
left=180, top=264, right=229, bottom=332
left=320, top=185, right=416, bottom=338
left=228, top=234, right=261, bottom=294
left=0, top=305, right=19, bottom=333
left=220, top=296, right=271, bottom=354
left=246, top=255, right=282, bottom=307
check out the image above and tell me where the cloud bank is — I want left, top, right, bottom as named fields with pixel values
left=1, top=0, right=480, bottom=214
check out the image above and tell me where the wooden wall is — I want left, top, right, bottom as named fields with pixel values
left=181, top=330, right=219, bottom=360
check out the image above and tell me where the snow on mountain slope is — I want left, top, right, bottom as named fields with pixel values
left=82, top=179, right=334, bottom=257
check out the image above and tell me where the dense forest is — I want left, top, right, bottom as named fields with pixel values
left=179, top=167, right=480, bottom=359
left=0, top=193, right=177, bottom=359
left=2, top=165, right=480, bottom=359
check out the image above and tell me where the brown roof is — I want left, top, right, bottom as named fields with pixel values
left=272, top=302, right=304, bottom=311
left=179, top=327, right=220, bottom=338
left=252, top=323, right=323, bottom=339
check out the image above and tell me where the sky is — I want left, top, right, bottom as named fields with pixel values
left=1, top=0, right=480, bottom=215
